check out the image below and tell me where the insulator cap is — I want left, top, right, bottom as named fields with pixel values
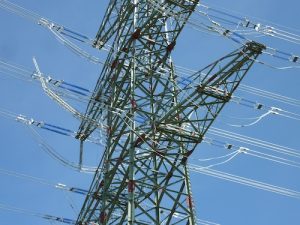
left=131, top=99, right=137, bottom=109
left=128, top=180, right=135, bottom=193
left=111, top=59, right=118, bottom=69
left=99, top=212, right=107, bottom=223
left=131, top=28, right=142, bottom=39
left=166, top=41, right=176, bottom=52
left=134, top=133, right=146, bottom=147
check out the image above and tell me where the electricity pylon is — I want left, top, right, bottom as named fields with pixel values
left=75, top=0, right=265, bottom=224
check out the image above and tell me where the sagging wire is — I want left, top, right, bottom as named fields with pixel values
left=0, top=106, right=109, bottom=172
left=43, top=20, right=104, bottom=65
left=32, top=71, right=133, bottom=146
left=0, top=104, right=184, bottom=183
left=28, top=125, right=97, bottom=173
left=156, top=82, right=293, bottom=160
left=195, top=151, right=241, bottom=169
left=32, top=58, right=120, bottom=133
left=225, top=107, right=281, bottom=127
left=0, top=108, right=100, bottom=173
left=200, top=136, right=300, bottom=169
left=135, top=113, right=300, bottom=173
left=33, top=57, right=83, bottom=119
left=61, top=191, right=80, bottom=217
left=0, top=58, right=120, bottom=119
left=163, top=121, right=300, bottom=170
left=188, top=123, right=300, bottom=168
left=0, top=59, right=136, bottom=147
left=190, top=136, right=244, bottom=165
left=196, top=150, right=240, bottom=162
left=0, top=108, right=135, bottom=175
left=0, top=59, right=121, bottom=145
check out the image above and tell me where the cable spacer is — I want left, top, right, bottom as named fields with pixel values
left=225, top=144, right=233, bottom=150
left=256, top=103, right=263, bottom=110
left=292, top=55, right=299, bottom=63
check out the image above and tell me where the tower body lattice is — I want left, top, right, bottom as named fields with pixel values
left=75, top=0, right=265, bottom=224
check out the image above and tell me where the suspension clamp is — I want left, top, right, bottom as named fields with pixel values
left=238, top=147, right=249, bottom=154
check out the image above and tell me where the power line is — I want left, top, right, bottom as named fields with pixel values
left=189, top=165, right=300, bottom=199
left=0, top=167, right=219, bottom=225
left=1, top=0, right=299, bottom=224
left=1, top=0, right=300, bottom=70
left=0, top=167, right=88, bottom=195
left=2, top=58, right=300, bottom=126
left=0, top=202, right=76, bottom=224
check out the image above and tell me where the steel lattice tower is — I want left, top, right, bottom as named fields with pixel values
left=75, top=0, right=265, bottom=224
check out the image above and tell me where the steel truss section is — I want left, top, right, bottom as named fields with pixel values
left=75, top=0, right=265, bottom=224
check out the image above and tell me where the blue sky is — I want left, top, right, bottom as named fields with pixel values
left=0, top=0, right=300, bottom=224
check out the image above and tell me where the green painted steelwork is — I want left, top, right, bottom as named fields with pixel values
left=75, top=0, right=265, bottom=224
